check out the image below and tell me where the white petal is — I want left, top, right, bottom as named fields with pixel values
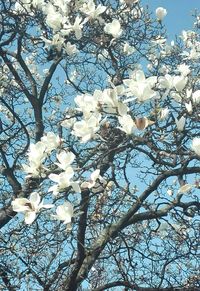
left=91, top=169, right=100, bottom=182
left=24, top=211, right=36, bottom=224
left=71, top=182, right=81, bottom=193
left=12, top=198, right=30, bottom=212
left=29, top=192, right=40, bottom=205
left=49, top=173, right=60, bottom=183
left=63, top=215, right=72, bottom=224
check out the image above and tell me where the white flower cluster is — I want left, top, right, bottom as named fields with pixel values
left=61, top=68, right=165, bottom=139
left=23, top=132, right=61, bottom=177
left=12, top=130, right=101, bottom=227
left=10, top=2, right=200, bottom=231
left=14, top=0, right=124, bottom=55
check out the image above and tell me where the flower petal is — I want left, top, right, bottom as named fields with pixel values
left=24, top=211, right=36, bottom=224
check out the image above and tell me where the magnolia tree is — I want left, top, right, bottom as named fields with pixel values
left=0, top=0, right=200, bottom=290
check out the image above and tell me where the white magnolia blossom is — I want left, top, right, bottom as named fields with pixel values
left=151, top=36, right=166, bottom=48
left=53, top=201, right=74, bottom=226
left=22, top=142, right=46, bottom=177
left=61, top=116, right=76, bottom=128
left=170, top=91, right=182, bottom=102
left=45, top=4, right=63, bottom=30
left=158, top=74, right=187, bottom=92
left=104, top=19, right=122, bottom=38
left=191, top=137, right=200, bottom=156
left=28, top=142, right=46, bottom=163
left=49, top=168, right=80, bottom=196
left=118, top=114, right=136, bottom=135
left=180, top=30, right=196, bottom=43
left=124, top=70, right=159, bottom=102
left=23, top=133, right=61, bottom=177
left=55, top=151, right=75, bottom=171
left=71, top=16, right=87, bottom=40
left=175, top=116, right=186, bottom=132
left=99, top=88, right=127, bottom=115
left=173, top=75, right=188, bottom=92
left=155, top=7, right=167, bottom=21
left=60, top=16, right=87, bottom=40
left=12, top=192, right=53, bottom=224
left=183, top=47, right=200, bottom=60
left=42, top=34, right=64, bottom=51
left=41, top=132, right=61, bottom=153
left=81, top=0, right=106, bottom=19
left=22, top=161, right=43, bottom=177
left=81, top=169, right=101, bottom=189
left=72, top=114, right=101, bottom=143
left=158, top=74, right=174, bottom=90
left=74, top=93, right=99, bottom=117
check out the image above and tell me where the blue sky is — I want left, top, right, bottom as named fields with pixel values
left=142, top=0, right=200, bottom=40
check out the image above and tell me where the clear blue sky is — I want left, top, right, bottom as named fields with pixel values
left=142, top=0, right=200, bottom=40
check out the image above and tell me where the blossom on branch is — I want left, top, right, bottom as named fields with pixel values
left=12, top=192, right=53, bottom=224
left=155, top=7, right=167, bottom=21
left=81, top=169, right=101, bottom=189
left=53, top=202, right=75, bottom=230
left=104, top=19, right=122, bottom=38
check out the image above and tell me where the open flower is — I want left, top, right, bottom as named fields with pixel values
left=104, top=19, right=122, bottom=38
left=53, top=201, right=74, bottom=227
left=173, top=75, right=188, bottom=92
left=22, top=142, right=46, bottom=177
left=28, top=142, right=46, bottom=164
left=41, top=132, right=61, bottom=153
left=192, top=90, right=200, bottom=104
left=46, top=5, right=62, bottom=30
left=72, top=16, right=86, bottom=40
left=72, top=114, right=101, bottom=143
left=55, top=151, right=75, bottom=171
left=49, top=168, right=80, bottom=195
left=118, top=114, right=136, bottom=135
left=12, top=192, right=53, bottom=224
left=22, top=160, right=43, bottom=177
left=74, top=93, right=99, bottom=117
left=81, top=0, right=106, bottom=19
left=123, top=70, right=158, bottom=102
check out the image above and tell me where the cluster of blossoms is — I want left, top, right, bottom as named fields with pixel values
left=22, top=132, right=61, bottom=177
left=14, top=0, right=122, bottom=57
left=11, top=1, right=200, bottom=230
left=13, top=131, right=101, bottom=227
left=61, top=62, right=200, bottom=137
